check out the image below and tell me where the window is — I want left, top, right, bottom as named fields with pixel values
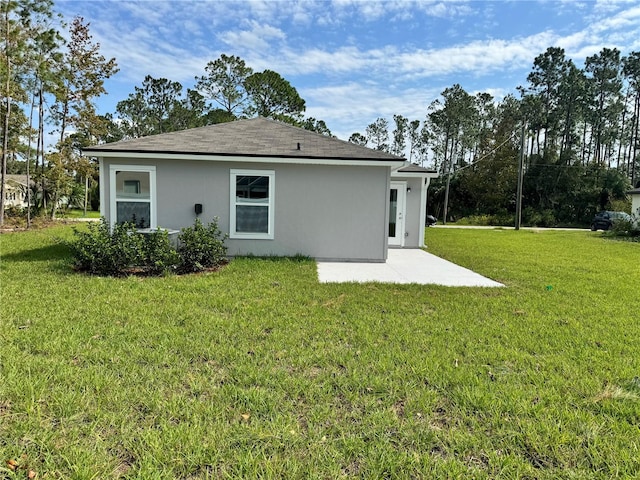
left=123, top=180, right=140, bottom=194
left=389, top=188, right=398, bottom=237
left=230, top=169, right=274, bottom=239
left=110, top=165, right=156, bottom=229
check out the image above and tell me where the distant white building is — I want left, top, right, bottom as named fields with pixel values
left=3, top=175, right=30, bottom=208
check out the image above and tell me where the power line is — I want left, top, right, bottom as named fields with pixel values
left=450, top=130, right=613, bottom=172
left=452, top=130, right=519, bottom=172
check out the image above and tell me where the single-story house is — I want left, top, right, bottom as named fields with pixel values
left=83, top=117, right=438, bottom=262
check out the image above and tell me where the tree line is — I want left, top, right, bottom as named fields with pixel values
left=347, top=47, right=640, bottom=226
left=101, top=54, right=331, bottom=143
left=2, top=1, right=638, bottom=227
left=1, top=0, right=117, bottom=225
left=0, top=1, right=328, bottom=226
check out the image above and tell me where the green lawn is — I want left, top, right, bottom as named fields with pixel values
left=58, top=209, right=101, bottom=219
left=1, top=226, right=639, bottom=479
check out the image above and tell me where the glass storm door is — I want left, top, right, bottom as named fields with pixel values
left=389, top=182, right=406, bottom=247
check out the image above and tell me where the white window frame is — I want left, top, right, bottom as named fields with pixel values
left=230, top=169, right=275, bottom=240
left=109, top=164, right=157, bottom=229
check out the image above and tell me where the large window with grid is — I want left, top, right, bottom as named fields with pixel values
left=230, top=169, right=274, bottom=239
left=109, top=165, right=156, bottom=229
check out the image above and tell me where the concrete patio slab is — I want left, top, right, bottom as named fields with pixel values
left=317, top=249, right=504, bottom=287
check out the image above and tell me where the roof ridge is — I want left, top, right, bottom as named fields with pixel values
left=83, top=117, right=406, bottom=162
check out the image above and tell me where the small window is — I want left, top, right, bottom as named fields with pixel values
left=110, top=165, right=156, bottom=229
left=123, top=180, right=140, bottom=195
left=230, top=169, right=274, bottom=239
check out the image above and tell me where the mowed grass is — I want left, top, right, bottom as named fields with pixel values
left=59, top=209, right=101, bottom=219
left=1, top=226, right=639, bottom=479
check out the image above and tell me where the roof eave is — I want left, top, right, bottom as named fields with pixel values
left=82, top=149, right=405, bottom=167
left=391, top=170, right=439, bottom=178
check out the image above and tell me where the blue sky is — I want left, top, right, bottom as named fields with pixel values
left=56, top=0, right=640, bottom=141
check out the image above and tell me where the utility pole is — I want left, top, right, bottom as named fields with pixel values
left=442, top=156, right=451, bottom=226
left=515, top=123, right=526, bottom=230
left=442, top=137, right=457, bottom=225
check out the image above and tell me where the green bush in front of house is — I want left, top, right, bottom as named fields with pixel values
left=66, top=218, right=227, bottom=276
left=176, top=218, right=228, bottom=273
left=140, top=228, right=181, bottom=275
left=68, top=219, right=146, bottom=275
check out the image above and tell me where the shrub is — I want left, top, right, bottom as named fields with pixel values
left=139, top=229, right=180, bottom=275
left=521, top=208, right=557, bottom=227
left=537, top=209, right=557, bottom=228
left=458, top=213, right=514, bottom=226
left=67, top=218, right=228, bottom=276
left=521, top=207, right=541, bottom=226
left=177, top=218, right=228, bottom=273
left=457, top=214, right=489, bottom=226
left=608, top=215, right=640, bottom=241
left=67, top=219, right=144, bottom=275
left=4, top=205, right=27, bottom=218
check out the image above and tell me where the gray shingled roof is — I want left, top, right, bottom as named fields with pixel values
left=84, top=117, right=404, bottom=162
left=396, top=164, right=437, bottom=174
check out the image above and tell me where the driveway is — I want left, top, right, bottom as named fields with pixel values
left=317, top=249, right=504, bottom=287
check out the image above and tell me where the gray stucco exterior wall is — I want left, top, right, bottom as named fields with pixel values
left=101, top=157, right=390, bottom=262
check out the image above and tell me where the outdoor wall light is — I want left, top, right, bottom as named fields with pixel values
left=194, top=203, right=203, bottom=215
left=406, top=187, right=412, bottom=193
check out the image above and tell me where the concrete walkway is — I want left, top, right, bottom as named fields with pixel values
left=317, top=249, right=504, bottom=287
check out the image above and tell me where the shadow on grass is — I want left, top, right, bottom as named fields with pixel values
left=233, top=254, right=312, bottom=263
left=1, top=242, right=72, bottom=266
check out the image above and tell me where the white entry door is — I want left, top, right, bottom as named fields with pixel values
left=389, top=182, right=406, bottom=246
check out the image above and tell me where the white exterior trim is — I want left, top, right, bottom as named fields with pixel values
left=99, top=158, right=105, bottom=219
left=109, top=164, right=157, bottom=229
left=419, top=179, right=427, bottom=248
left=391, top=171, right=438, bottom=178
left=86, top=150, right=403, bottom=168
left=229, top=169, right=275, bottom=240
left=389, top=181, right=407, bottom=247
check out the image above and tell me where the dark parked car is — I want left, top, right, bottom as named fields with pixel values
left=426, top=215, right=437, bottom=227
left=590, top=211, right=631, bottom=231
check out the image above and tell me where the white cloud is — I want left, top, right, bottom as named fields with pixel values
left=328, top=0, right=474, bottom=21
left=593, top=0, right=637, bottom=15
left=302, top=82, right=441, bottom=140
left=592, top=4, right=640, bottom=31
left=244, top=1, right=640, bottom=85
left=53, top=0, right=640, bottom=138
left=218, top=20, right=286, bottom=52
left=241, top=30, right=559, bottom=84
left=420, top=2, right=474, bottom=18
left=392, top=33, right=554, bottom=78
left=561, top=5, right=640, bottom=60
